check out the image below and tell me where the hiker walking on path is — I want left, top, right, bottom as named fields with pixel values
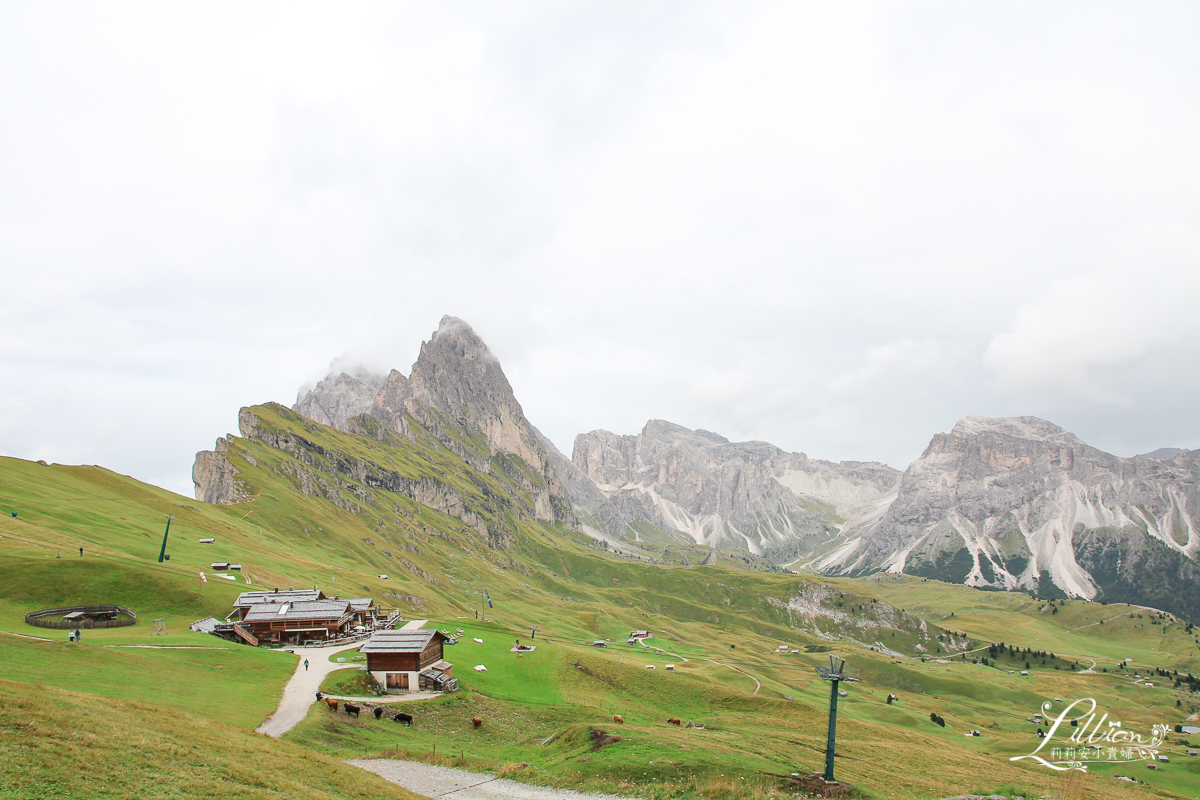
left=304, top=659, right=309, bottom=671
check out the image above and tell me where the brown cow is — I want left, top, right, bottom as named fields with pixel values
left=325, top=698, right=339, bottom=712
left=667, top=717, right=681, bottom=726
left=613, top=715, right=624, bottom=724
left=472, top=716, right=483, bottom=728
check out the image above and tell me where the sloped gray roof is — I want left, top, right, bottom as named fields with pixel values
left=234, top=589, right=324, bottom=607
left=347, top=598, right=374, bottom=611
left=243, top=600, right=351, bottom=623
left=360, top=629, right=445, bottom=653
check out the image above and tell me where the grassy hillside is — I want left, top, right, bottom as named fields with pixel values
left=4, top=404, right=1200, bottom=800
left=0, top=679, right=425, bottom=800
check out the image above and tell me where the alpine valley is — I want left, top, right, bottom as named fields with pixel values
left=3, top=315, right=1199, bottom=800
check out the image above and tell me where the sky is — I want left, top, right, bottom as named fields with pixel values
left=1, top=2, right=1198, bottom=497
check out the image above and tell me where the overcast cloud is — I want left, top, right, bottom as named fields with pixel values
left=2, top=2, right=1198, bottom=495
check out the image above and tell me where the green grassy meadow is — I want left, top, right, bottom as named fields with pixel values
left=3, top=412, right=1200, bottom=800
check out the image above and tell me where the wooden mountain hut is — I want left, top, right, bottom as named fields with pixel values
left=240, top=599, right=352, bottom=645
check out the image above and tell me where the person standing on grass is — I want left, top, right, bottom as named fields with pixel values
left=79, top=546, right=83, bottom=557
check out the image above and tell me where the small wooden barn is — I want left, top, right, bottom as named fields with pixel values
left=361, top=630, right=453, bottom=692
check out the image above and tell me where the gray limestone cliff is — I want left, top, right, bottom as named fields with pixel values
left=572, top=420, right=900, bottom=560
left=818, top=416, right=1200, bottom=621
left=192, top=435, right=251, bottom=504
left=532, top=427, right=634, bottom=540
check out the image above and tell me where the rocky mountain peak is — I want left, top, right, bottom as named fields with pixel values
left=1137, top=447, right=1186, bottom=459
left=949, top=415, right=1086, bottom=447
left=406, top=316, right=511, bottom=425
left=286, top=316, right=574, bottom=527
left=294, top=371, right=384, bottom=430
left=640, top=419, right=729, bottom=448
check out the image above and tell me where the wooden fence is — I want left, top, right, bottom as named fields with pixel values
left=25, top=605, right=137, bottom=630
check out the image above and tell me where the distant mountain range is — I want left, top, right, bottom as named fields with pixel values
left=197, top=316, right=1200, bottom=621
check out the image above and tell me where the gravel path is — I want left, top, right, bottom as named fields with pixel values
left=348, top=759, right=634, bottom=800
left=255, top=642, right=364, bottom=737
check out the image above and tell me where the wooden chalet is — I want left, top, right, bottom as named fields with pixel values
left=360, top=630, right=454, bottom=692
left=241, top=599, right=352, bottom=645
left=347, top=598, right=380, bottom=629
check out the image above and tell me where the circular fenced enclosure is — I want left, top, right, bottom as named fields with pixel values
left=25, top=605, right=137, bottom=630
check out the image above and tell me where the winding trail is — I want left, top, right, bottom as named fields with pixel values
left=637, top=639, right=688, bottom=662
left=255, top=642, right=364, bottom=737
left=1068, top=611, right=1132, bottom=632
left=632, top=638, right=760, bottom=693
left=0, top=629, right=51, bottom=641
left=704, top=660, right=761, bottom=694
left=348, top=759, right=630, bottom=800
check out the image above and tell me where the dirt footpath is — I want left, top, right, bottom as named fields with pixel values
left=348, top=759, right=633, bottom=800
left=256, top=642, right=363, bottom=737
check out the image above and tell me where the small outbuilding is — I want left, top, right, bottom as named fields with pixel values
left=361, top=629, right=452, bottom=693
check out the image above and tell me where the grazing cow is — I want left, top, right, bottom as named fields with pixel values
left=325, top=698, right=339, bottom=712
left=344, top=703, right=360, bottom=717
left=667, top=717, right=681, bottom=726
left=374, top=706, right=384, bottom=720
left=472, top=716, right=483, bottom=728
left=394, top=712, right=413, bottom=726
left=613, top=715, right=624, bottom=724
